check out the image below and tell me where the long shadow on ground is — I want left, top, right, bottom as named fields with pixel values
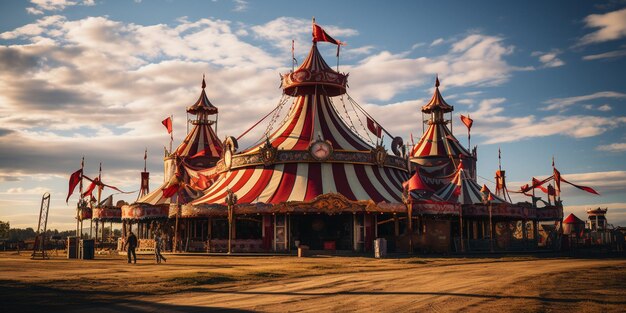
left=0, top=280, right=252, bottom=313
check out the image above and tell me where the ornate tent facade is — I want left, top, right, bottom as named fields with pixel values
left=109, top=23, right=567, bottom=255
left=409, top=78, right=563, bottom=252
left=182, top=40, right=412, bottom=252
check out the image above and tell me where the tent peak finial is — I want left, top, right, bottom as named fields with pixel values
left=202, top=74, right=206, bottom=89
left=435, top=75, right=440, bottom=88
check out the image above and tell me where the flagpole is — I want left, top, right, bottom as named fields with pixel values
left=467, top=114, right=471, bottom=148
left=170, top=114, right=173, bottom=154
left=76, top=156, right=84, bottom=239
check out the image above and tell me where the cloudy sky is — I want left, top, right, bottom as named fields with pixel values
left=1, top=0, right=626, bottom=229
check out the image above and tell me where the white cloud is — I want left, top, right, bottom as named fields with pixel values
left=597, top=143, right=626, bottom=152
left=26, top=7, right=45, bottom=15
left=479, top=115, right=626, bottom=144
left=578, top=8, right=626, bottom=45
left=411, top=42, right=425, bottom=50
left=27, top=0, right=95, bottom=12
left=4, top=187, right=50, bottom=195
left=598, top=104, right=612, bottom=111
left=532, top=50, right=565, bottom=68
left=542, top=91, right=626, bottom=111
left=348, top=33, right=519, bottom=102
left=583, top=48, right=626, bottom=60
left=232, top=0, right=249, bottom=12
left=251, top=17, right=358, bottom=57
left=452, top=95, right=626, bottom=144
left=430, top=38, right=444, bottom=46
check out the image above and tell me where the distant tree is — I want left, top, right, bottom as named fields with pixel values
left=8, top=227, right=36, bottom=241
left=0, top=221, right=9, bottom=238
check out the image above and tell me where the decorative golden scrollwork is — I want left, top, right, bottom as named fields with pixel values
left=259, top=139, right=278, bottom=166
left=372, top=145, right=387, bottom=167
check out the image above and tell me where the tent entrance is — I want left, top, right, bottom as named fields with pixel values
left=291, top=214, right=353, bottom=250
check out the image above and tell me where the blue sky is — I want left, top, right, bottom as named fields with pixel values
left=1, top=0, right=625, bottom=229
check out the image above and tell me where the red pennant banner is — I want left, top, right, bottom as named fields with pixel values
left=460, top=114, right=473, bottom=130
left=66, top=169, right=82, bottom=203
left=366, top=117, right=382, bottom=138
left=82, top=177, right=99, bottom=198
left=313, top=23, right=343, bottom=45
left=162, top=117, right=173, bottom=134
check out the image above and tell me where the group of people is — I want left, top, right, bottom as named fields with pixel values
left=123, top=230, right=167, bottom=264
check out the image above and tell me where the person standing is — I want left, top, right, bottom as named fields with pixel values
left=154, top=231, right=167, bottom=264
left=124, top=231, right=137, bottom=264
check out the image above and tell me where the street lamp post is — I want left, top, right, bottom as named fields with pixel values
left=402, top=187, right=413, bottom=254
left=226, top=189, right=237, bottom=254
left=488, top=200, right=494, bottom=252
left=481, top=185, right=494, bottom=253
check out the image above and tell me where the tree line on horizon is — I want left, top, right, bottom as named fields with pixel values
left=0, top=220, right=120, bottom=242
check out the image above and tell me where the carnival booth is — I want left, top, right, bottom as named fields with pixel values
left=91, top=195, right=123, bottom=248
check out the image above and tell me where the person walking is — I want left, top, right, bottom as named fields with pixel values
left=154, top=231, right=167, bottom=264
left=124, top=231, right=138, bottom=264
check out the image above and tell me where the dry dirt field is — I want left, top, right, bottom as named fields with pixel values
left=1, top=251, right=625, bottom=312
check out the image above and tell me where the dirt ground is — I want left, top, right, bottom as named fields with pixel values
left=1, top=251, right=625, bottom=312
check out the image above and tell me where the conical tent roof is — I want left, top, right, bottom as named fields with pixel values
left=436, top=163, right=506, bottom=205
left=175, top=78, right=223, bottom=159
left=412, top=78, right=470, bottom=160
left=174, top=122, right=223, bottom=159
left=421, top=77, right=453, bottom=113
left=244, top=44, right=367, bottom=153
left=563, top=213, right=584, bottom=224
left=411, top=122, right=471, bottom=159
left=187, top=77, right=218, bottom=115
left=190, top=41, right=409, bottom=209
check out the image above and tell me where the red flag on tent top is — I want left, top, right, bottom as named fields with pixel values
left=66, top=169, right=82, bottom=203
left=460, top=114, right=473, bottom=130
left=161, top=116, right=173, bottom=134
left=312, top=22, right=343, bottom=45
left=366, top=117, right=382, bottom=138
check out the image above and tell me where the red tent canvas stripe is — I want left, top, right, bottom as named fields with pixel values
left=292, top=96, right=314, bottom=150
left=352, top=164, right=385, bottom=202
left=320, top=96, right=370, bottom=150
left=194, top=169, right=247, bottom=203
left=267, top=163, right=299, bottom=203
left=238, top=168, right=275, bottom=203
left=304, top=162, right=323, bottom=201
left=332, top=163, right=357, bottom=200
left=372, top=167, right=402, bottom=202
left=269, top=96, right=307, bottom=149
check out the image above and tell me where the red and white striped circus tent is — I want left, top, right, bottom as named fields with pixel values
left=411, top=78, right=475, bottom=190
left=124, top=78, right=223, bottom=220
left=176, top=77, right=223, bottom=166
left=186, top=40, right=410, bottom=216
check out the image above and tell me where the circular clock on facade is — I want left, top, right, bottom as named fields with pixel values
left=310, top=140, right=332, bottom=160
left=224, top=148, right=233, bottom=169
